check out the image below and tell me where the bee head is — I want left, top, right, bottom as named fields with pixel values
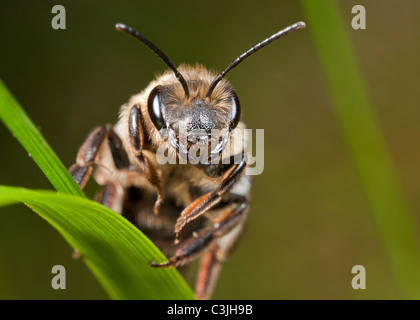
left=116, top=21, right=305, bottom=161
left=146, top=70, right=240, bottom=161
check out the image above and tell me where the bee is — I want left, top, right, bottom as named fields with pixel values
left=69, top=21, right=305, bottom=299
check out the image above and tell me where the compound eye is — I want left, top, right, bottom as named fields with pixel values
left=147, top=86, right=165, bottom=130
left=230, top=92, right=241, bottom=130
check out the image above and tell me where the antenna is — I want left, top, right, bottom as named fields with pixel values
left=116, top=23, right=190, bottom=98
left=206, top=21, right=306, bottom=97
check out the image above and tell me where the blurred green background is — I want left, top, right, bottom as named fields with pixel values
left=1, top=0, right=419, bottom=299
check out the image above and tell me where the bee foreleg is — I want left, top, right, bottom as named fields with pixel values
left=69, top=125, right=130, bottom=189
left=152, top=200, right=248, bottom=298
left=174, top=153, right=247, bottom=241
left=69, top=126, right=109, bottom=189
left=128, top=104, right=163, bottom=214
left=152, top=200, right=247, bottom=266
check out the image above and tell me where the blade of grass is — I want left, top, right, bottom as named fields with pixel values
left=0, top=79, right=84, bottom=197
left=0, top=186, right=195, bottom=300
left=0, top=78, right=194, bottom=299
left=300, top=0, right=420, bottom=298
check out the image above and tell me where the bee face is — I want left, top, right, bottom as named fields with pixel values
left=147, top=76, right=241, bottom=161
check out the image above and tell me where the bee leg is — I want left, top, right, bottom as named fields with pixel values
left=174, top=153, right=247, bottom=241
left=128, top=104, right=163, bottom=214
left=69, top=126, right=109, bottom=189
left=195, top=250, right=222, bottom=300
left=95, top=182, right=124, bottom=213
left=152, top=199, right=247, bottom=280
left=69, top=125, right=130, bottom=189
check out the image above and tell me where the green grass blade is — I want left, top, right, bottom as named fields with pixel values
left=300, top=0, right=420, bottom=298
left=0, top=79, right=194, bottom=299
left=0, top=79, right=84, bottom=197
left=0, top=186, right=195, bottom=300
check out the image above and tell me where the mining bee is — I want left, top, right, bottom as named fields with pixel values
left=69, top=21, right=305, bottom=299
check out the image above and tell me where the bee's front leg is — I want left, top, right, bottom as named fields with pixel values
left=151, top=200, right=248, bottom=299
left=128, top=104, right=163, bottom=214
left=174, top=153, right=247, bottom=242
left=69, top=124, right=130, bottom=189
